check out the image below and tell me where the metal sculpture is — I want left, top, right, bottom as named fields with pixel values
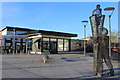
left=89, top=4, right=114, bottom=77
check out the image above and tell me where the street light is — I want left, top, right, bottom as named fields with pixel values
left=13, top=29, right=15, bottom=55
left=81, top=20, right=88, bottom=57
left=104, top=7, right=115, bottom=57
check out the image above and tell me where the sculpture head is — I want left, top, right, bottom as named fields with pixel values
left=96, top=4, right=101, bottom=9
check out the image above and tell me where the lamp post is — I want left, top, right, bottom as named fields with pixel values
left=0, top=37, right=2, bottom=54
left=81, top=20, right=88, bottom=57
left=13, top=29, right=16, bottom=55
left=104, top=7, right=115, bottom=57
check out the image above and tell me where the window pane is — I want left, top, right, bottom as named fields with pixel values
left=42, top=38, right=50, bottom=52
left=58, top=39, right=63, bottom=51
left=64, top=39, right=69, bottom=51
left=7, top=31, right=14, bottom=35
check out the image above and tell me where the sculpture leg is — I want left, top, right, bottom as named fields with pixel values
left=96, top=52, right=103, bottom=77
left=94, top=41, right=103, bottom=77
left=93, top=43, right=99, bottom=75
left=103, top=52, right=114, bottom=76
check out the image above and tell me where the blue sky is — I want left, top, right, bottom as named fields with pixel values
left=1, top=2, right=118, bottom=39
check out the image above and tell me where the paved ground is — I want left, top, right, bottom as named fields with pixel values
left=1, top=53, right=120, bottom=79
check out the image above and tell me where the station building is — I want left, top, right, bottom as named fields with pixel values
left=0, top=26, right=79, bottom=54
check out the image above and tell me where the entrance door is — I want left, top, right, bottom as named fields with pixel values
left=50, top=41, right=57, bottom=54
left=15, top=43, right=21, bottom=53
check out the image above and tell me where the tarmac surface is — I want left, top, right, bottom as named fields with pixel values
left=1, top=53, right=120, bottom=79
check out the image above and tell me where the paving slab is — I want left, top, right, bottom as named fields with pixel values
left=1, top=54, right=120, bottom=79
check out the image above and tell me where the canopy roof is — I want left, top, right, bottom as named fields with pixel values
left=21, top=30, right=77, bottom=37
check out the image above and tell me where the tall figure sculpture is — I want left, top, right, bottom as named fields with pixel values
left=89, top=4, right=114, bottom=77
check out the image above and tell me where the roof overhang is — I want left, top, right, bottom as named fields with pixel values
left=0, top=26, right=37, bottom=32
left=38, top=30, right=77, bottom=37
left=21, top=30, right=77, bottom=37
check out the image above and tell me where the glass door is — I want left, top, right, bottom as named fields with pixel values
left=50, top=41, right=57, bottom=54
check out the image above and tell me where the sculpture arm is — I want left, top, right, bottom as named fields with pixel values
left=92, top=9, right=97, bottom=15
left=100, top=9, right=102, bottom=15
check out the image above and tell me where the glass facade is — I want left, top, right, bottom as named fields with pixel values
left=0, top=29, right=29, bottom=54
left=0, top=36, right=27, bottom=54
left=7, top=30, right=27, bottom=35
left=2, top=39, right=5, bottom=46
left=0, top=27, right=77, bottom=54
left=28, top=39, right=32, bottom=49
left=16, top=38, right=21, bottom=42
left=33, top=37, right=71, bottom=54
left=0, top=34, right=75, bottom=54
left=58, top=39, right=63, bottom=51
left=7, top=31, right=14, bottom=35
left=42, top=38, right=49, bottom=52
left=16, top=31, right=27, bottom=35
left=0, top=36, right=77, bottom=54
left=64, top=39, right=69, bottom=51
